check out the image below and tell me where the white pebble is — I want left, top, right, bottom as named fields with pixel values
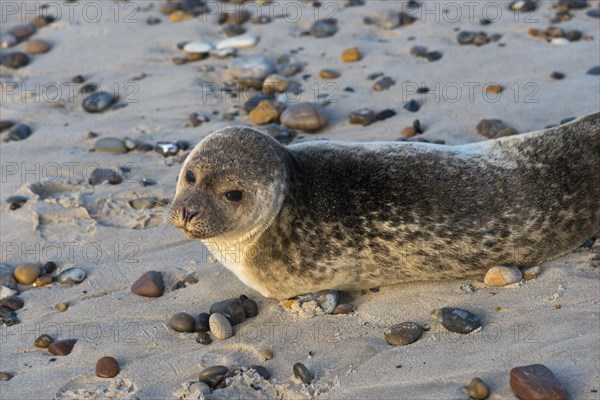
left=183, top=41, right=214, bottom=54
left=216, top=34, right=259, bottom=50
left=551, top=38, right=570, bottom=46
left=484, top=266, right=522, bottom=287
left=209, top=313, right=233, bottom=340
left=0, top=285, right=18, bottom=300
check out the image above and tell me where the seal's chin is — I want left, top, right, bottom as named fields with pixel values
left=180, top=227, right=204, bottom=240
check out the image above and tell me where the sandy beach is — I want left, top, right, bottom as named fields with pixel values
left=1, top=0, right=599, bottom=399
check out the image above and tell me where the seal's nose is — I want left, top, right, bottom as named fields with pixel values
left=182, top=207, right=198, bottom=224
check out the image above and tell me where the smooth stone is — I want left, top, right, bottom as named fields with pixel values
left=523, top=266, right=541, bottom=281
left=183, top=41, right=214, bottom=54
left=376, top=109, right=396, bottom=120
left=209, top=313, right=233, bottom=340
left=55, top=302, right=68, bottom=312
left=280, top=102, right=328, bottom=132
left=0, top=296, right=24, bottom=311
left=14, top=263, right=40, bottom=285
left=468, top=377, right=490, bottom=400
left=131, top=271, right=164, bottom=297
left=88, top=168, right=112, bottom=185
left=551, top=38, right=570, bottom=46
left=263, top=123, right=297, bottom=145
left=401, top=126, right=417, bottom=138
left=0, top=286, right=19, bottom=300
left=410, top=45, right=428, bottom=57
left=33, top=275, right=53, bottom=287
left=8, top=24, right=36, bottom=40
left=262, top=74, right=288, bottom=93
left=433, top=307, right=482, bottom=334
left=250, top=365, right=270, bottom=380
left=216, top=34, right=259, bottom=50
left=222, top=9, right=249, bottom=25
left=189, top=382, right=211, bottom=395
left=509, top=1, right=538, bottom=11
left=196, top=331, right=212, bottom=345
left=229, top=55, right=275, bottom=83
left=199, top=366, right=228, bottom=383
left=48, top=339, right=76, bottom=356
left=44, top=262, right=57, bottom=274
left=293, top=362, right=312, bottom=384
left=24, top=39, right=51, bottom=54
left=457, top=31, right=476, bottom=44
left=7, top=123, right=32, bottom=141
left=0, top=33, right=17, bottom=48
left=550, top=71, right=565, bottom=80
left=278, top=62, right=304, bottom=77
left=96, top=356, right=120, bottom=378
left=587, top=66, right=600, bottom=75
left=155, top=141, right=179, bottom=157
left=476, top=119, right=516, bottom=139
left=341, top=47, right=362, bottom=62
left=378, top=10, right=401, bottom=29
left=83, top=91, right=117, bottom=113
left=349, top=109, right=377, bottom=126
left=6, top=195, right=27, bottom=210
left=332, top=303, right=355, bottom=315
left=587, top=9, right=600, bottom=18
left=0, top=52, right=30, bottom=69
left=170, top=312, right=196, bottom=332
left=373, top=76, right=396, bottom=91
left=210, top=47, right=236, bottom=58
left=0, top=120, right=15, bottom=132
left=169, top=10, right=194, bottom=22
left=384, top=322, right=423, bottom=346
left=80, top=83, right=99, bottom=96
left=484, top=266, right=522, bottom=287
left=319, top=69, right=340, bottom=79
left=56, top=268, right=86, bottom=285
left=34, top=334, right=54, bottom=348
left=425, top=51, right=443, bottom=62
left=209, top=298, right=246, bottom=325
left=250, top=100, right=279, bottom=125
left=485, top=84, right=503, bottom=94
left=566, top=30, right=582, bottom=41
left=222, top=24, right=246, bottom=37
left=243, top=94, right=275, bottom=113
left=510, top=364, right=566, bottom=400
left=404, top=100, right=420, bottom=112
left=309, top=20, right=337, bottom=37
left=262, top=348, right=273, bottom=360
left=241, top=297, right=258, bottom=317
left=0, top=372, right=13, bottom=381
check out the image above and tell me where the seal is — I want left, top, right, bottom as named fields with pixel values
left=169, top=112, right=599, bottom=299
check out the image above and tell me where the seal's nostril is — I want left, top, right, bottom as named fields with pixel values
left=182, top=207, right=198, bottom=224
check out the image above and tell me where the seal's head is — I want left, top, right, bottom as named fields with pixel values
left=169, top=127, right=290, bottom=242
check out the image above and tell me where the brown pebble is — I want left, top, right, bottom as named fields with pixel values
left=34, top=334, right=53, bottom=349
left=341, top=47, right=362, bottom=62
left=510, top=364, right=567, bottom=400
left=55, top=302, right=68, bottom=312
left=0, top=296, right=24, bottom=311
left=332, top=303, right=355, bottom=315
left=319, top=69, right=340, bottom=79
left=0, top=372, right=13, bottom=381
left=262, top=348, right=273, bottom=361
left=9, top=24, right=36, bottom=41
left=96, top=356, right=120, bottom=378
left=401, top=126, right=417, bottom=138
left=523, top=266, right=541, bottom=281
left=48, top=339, right=77, bottom=356
left=33, top=275, right=53, bottom=287
left=249, top=100, right=279, bottom=125
left=131, top=271, right=164, bottom=297
left=14, top=263, right=40, bottom=285
left=24, top=39, right=51, bottom=54
left=485, top=84, right=503, bottom=94
left=169, top=10, right=194, bottom=22
left=468, top=377, right=490, bottom=399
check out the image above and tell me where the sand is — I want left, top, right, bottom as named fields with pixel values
left=1, top=1, right=599, bottom=399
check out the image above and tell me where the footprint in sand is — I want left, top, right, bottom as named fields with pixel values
left=53, top=376, right=138, bottom=400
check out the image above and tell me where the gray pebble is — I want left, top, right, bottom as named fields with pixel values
left=210, top=298, right=246, bottom=325
left=94, top=138, right=128, bottom=154
left=587, top=66, right=600, bottom=76
left=198, top=365, right=228, bottom=384
left=309, top=20, right=337, bottom=37
left=57, top=268, right=86, bottom=284
left=293, top=362, right=312, bottom=384
left=170, top=312, right=196, bottom=332
left=196, top=312, right=210, bottom=332
left=189, top=381, right=211, bottom=395
left=6, top=195, right=27, bottom=211
left=433, top=307, right=482, bottom=334
left=82, top=91, right=117, bottom=113
left=349, top=109, right=377, bottom=126
left=373, top=76, right=396, bottom=91
left=250, top=365, right=270, bottom=380
left=6, top=123, right=31, bottom=141
left=0, top=52, right=30, bottom=69
left=384, top=322, right=423, bottom=346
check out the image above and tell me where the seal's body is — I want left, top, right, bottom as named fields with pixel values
left=170, top=112, right=599, bottom=299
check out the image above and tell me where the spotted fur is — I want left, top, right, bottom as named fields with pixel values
left=170, top=112, right=599, bottom=299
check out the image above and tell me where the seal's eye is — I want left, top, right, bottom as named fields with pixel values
left=224, top=190, right=243, bottom=202
left=185, top=170, right=196, bottom=184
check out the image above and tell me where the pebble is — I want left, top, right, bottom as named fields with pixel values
left=80, top=83, right=99, bottom=96
left=280, top=102, right=328, bottom=132
left=433, top=307, right=482, bottom=334
left=209, top=313, right=233, bottom=340
left=6, top=195, right=27, bottom=210
left=14, top=263, right=40, bottom=285
left=460, top=283, right=477, bottom=294
left=169, top=10, right=194, bottom=22
left=341, top=47, right=362, bottom=62
left=33, top=275, right=53, bottom=288
left=139, top=178, right=156, bottom=187
left=155, top=141, right=179, bottom=157
left=195, top=312, right=211, bottom=333
left=0, top=52, right=30, bottom=69
left=332, top=303, right=355, bottom=315
left=484, top=266, right=522, bottom=286
left=587, top=9, right=600, bottom=18
left=229, top=55, right=275, bottom=85
left=278, top=62, right=304, bottom=77
left=170, top=312, right=196, bottom=332
left=196, top=331, right=212, bottom=345
left=384, top=322, right=423, bottom=346
left=55, top=302, right=68, bottom=312
left=523, top=266, right=541, bottom=281
left=319, top=69, right=340, bottom=79
left=457, top=31, right=477, bottom=45
left=34, top=334, right=54, bottom=349
left=293, top=362, right=312, bottom=384
left=309, top=20, right=337, bottom=37
left=0, top=287, right=18, bottom=301
left=250, top=365, right=271, bottom=380
left=424, top=51, right=443, bottom=62
left=376, top=109, right=396, bottom=121
left=199, top=365, right=228, bottom=384
left=244, top=94, right=275, bottom=113
left=510, top=364, right=566, bottom=400
left=401, top=126, right=417, bottom=138
left=9, top=24, right=36, bottom=41
left=48, top=339, right=77, bottom=356
left=189, top=381, right=211, bottom=395
left=587, top=66, right=600, bottom=75
left=476, top=119, right=519, bottom=139
left=210, top=47, right=236, bottom=58
left=373, top=76, right=396, bottom=91
left=0, top=33, right=17, bottom=48
left=183, top=41, right=214, bottom=54
left=131, top=271, right=164, bottom=297
left=240, top=295, right=258, bottom=317
left=216, top=34, right=259, bottom=50
left=0, top=372, right=13, bottom=381
left=56, top=268, right=86, bottom=285
left=210, top=298, right=246, bottom=325
left=82, top=91, right=117, bottom=113
left=0, top=296, right=24, bottom=311
left=551, top=38, right=570, bottom=46
left=24, top=39, right=51, bottom=54
left=509, top=1, right=538, bottom=11
left=96, top=356, right=120, bottom=378
left=222, top=24, right=246, bottom=37
left=222, top=9, right=249, bottom=25
left=485, top=84, right=503, bottom=94
left=262, top=74, right=288, bottom=94
left=468, top=377, right=490, bottom=400
left=0, top=120, right=15, bottom=132
left=550, top=71, right=566, bottom=80
left=560, top=116, right=576, bottom=125
left=404, top=100, right=420, bottom=112
left=378, top=10, right=401, bottom=29
left=262, top=348, right=273, bottom=361
left=349, top=109, right=377, bottom=126
left=7, top=123, right=32, bottom=141
left=44, top=262, right=57, bottom=274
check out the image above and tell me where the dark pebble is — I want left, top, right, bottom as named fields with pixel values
left=0, top=52, right=30, bottom=69
left=6, top=195, right=27, bottom=210
left=196, top=331, right=212, bottom=345
left=175, top=140, right=189, bottom=151
left=384, top=322, right=423, bottom=346
left=107, top=173, right=123, bottom=185
left=82, top=91, right=117, bottom=113
left=550, top=71, right=565, bottom=80
left=293, top=362, right=312, bottom=384
left=587, top=9, right=600, bottom=18
left=433, top=307, right=482, bottom=334
left=48, top=339, right=77, bottom=356
left=0, top=372, right=13, bottom=381
left=510, top=364, right=566, bottom=400
left=7, top=123, right=31, bottom=141
left=1, top=310, right=20, bottom=326
left=457, top=31, right=476, bottom=45
left=413, top=119, right=423, bottom=133
left=480, top=18, right=492, bottom=25
left=476, top=119, right=518, bottom=139
left=468, top=377, right=491, bottom=400
left=131, top=271, right=164, bottom=297
left=424, top=51, right=443, bottom=62
left=139, top=178, right=156, bottom=187
left=560, top=116, right=576, bottom=125
left=0, top=296, right=24, bottom=311
left=196, top=312, right=211, bottom=332
left=199, top=365, right=228, bottom=385
left=367, top=72, right=384, bottom=80
left=404, top=100, right=420, bottom=112
left=560, top=0, right=588, bottom=9
left=349, top=109, right=377, bottom=126
left=96, top=356, right=120, bottom=378
left=241, top=297, right=258, bottom=318
left=34, top=334, right=53, bottom=348
left=170, top=312, right=196, bottom=332
left=210, top=298, right=246, bottom=325
left=410, top=45, right=428, bottom=57
left=0, top=120, right=15, bottom=132
left=155, top=141, right=179, bottom=157
left=417, top=87, right=430, bottom=94
left=71, top=75, right=85, bottom=83
left=373, top=76, right=396, bottom=91
left=344, top=87, right=355, bottom=92
left=79, top=83, right=98, bottom=97
left=309, top=20, right=337, bottom=37
left=587, top=66, right=600, bottom=75
left=44, top=261, right=57, bottom=274
left=250, top=365, right=270, bottom=380
left=376, top=109, right=396, bottom=121
left=566, top=30, right=582, bottom=41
